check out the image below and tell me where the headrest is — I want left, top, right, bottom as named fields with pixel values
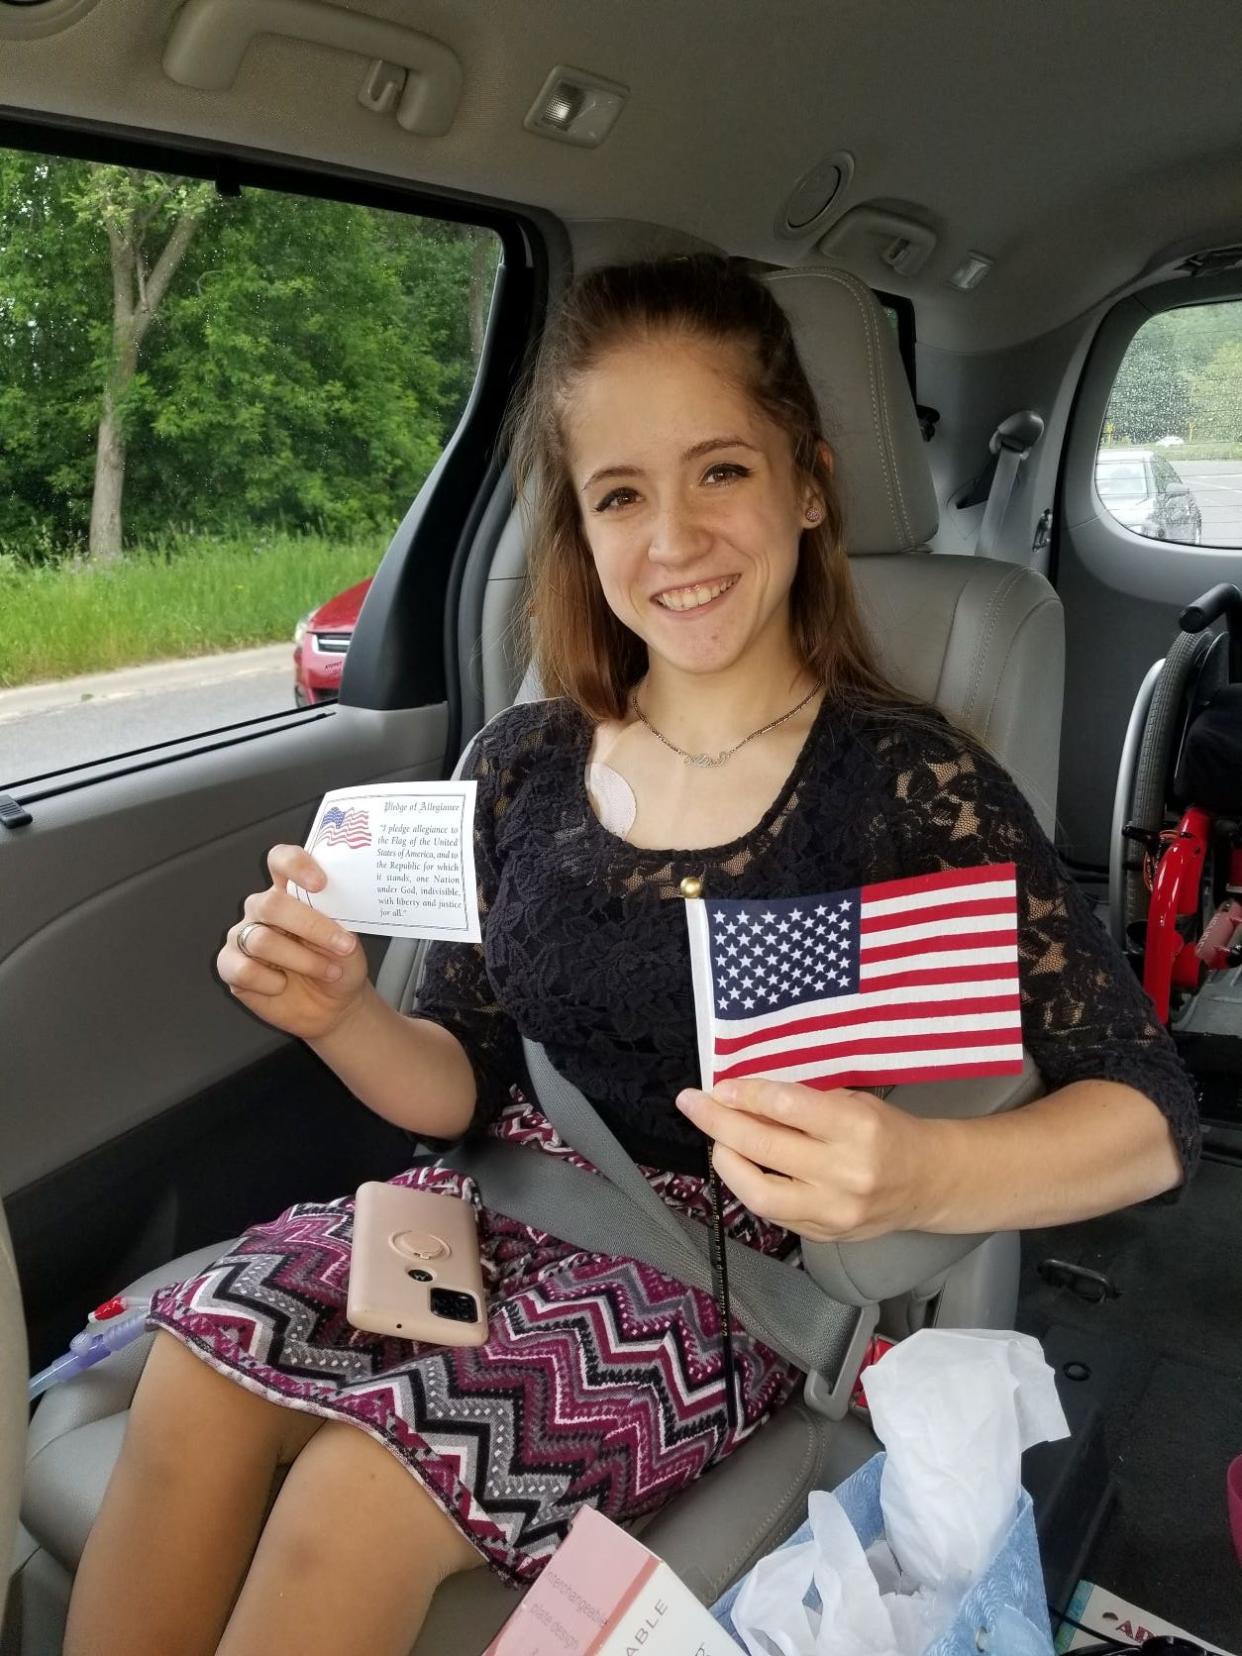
left=760, top=265, right=938, bottom=555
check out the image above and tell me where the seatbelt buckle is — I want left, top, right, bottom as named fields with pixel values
left=801, top=1303, right=880, bottom=1420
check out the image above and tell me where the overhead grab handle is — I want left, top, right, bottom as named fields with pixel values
left=163, top=0, right=463, bottom=136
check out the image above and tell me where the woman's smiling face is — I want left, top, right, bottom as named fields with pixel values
left=564, top=331, right=822, bottom=682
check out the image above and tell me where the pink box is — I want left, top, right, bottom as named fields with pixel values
left=485, top=1506, right=742, bottom=1655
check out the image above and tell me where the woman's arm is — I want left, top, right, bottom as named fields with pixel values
left=675, top=1071, right=1182, bottom=1242
left=306, top=714, right=529, bottom=1146
left=306, top=982, right=476, bottom=1142
left=920, top=1077, right=1182, bottom=1231
left=880, top=718, right=1203, bottom=1182
left=677, top=713, right=1202, bottom=1240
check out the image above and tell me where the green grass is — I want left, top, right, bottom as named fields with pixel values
left=0, top=532, right=382, bottom=689
left=1167, top=443, right=1242, bottom=461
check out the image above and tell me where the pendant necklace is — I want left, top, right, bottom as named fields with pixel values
left=632, top=685, right=820, bottom=769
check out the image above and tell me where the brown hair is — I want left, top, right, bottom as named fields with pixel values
left=506, top=254, right=938, bottom=733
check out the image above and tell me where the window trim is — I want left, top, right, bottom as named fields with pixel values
left=874, top=287, right=917, bottom=401
left=0, top=108, right=555, bottom=794
left=1058, top=270, right=1242, bottom=604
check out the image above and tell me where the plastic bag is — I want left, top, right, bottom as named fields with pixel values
left=714, top=1329, right=1069, bottom=1656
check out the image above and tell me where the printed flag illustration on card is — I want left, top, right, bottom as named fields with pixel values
left=311, top=805, right=373, bottom=852
left=685, top=863, right=1023, bottom=1092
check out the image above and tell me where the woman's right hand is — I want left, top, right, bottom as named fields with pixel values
left=217, top=845, right=371, bottom=1041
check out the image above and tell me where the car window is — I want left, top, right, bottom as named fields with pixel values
left=0, top=145, right=501, bottom=783
left=1096, top=299, right=1242, bottom=548
left=1096, top=458, right=1149, bottom=502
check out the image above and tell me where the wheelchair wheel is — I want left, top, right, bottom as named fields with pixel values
left=1116, top=628, right=1216, bottom=938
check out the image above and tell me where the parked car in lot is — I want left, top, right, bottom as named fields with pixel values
left=4, top=3, right=1242, bottom=1654
left=293, top=578, right=373, bottom=707
left=1095, top=446, right=1204, bottom=543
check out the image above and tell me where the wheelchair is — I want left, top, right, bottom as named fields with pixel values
left=1110, top=583, right=1242, bottom=1052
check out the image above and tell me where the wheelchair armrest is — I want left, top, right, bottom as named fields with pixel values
left=798, top=1054, right=1044, bottom=1307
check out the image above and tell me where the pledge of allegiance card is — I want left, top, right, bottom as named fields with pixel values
left=485, top=1505, right=742, bottom=1655
left=287, top=783, right=481, bottom=943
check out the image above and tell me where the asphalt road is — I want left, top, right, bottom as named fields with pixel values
left=1171, top=458, right=1242, bottom=545
left=0, top=647, right=296, bottom=786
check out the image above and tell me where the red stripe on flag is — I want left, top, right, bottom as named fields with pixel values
left=715, top=1024, right=1019, bottom=1081
left=859, top=863, right=1016, bottom=906
left=714, top=992, right=1022, bottom=1055
left=860, top=928, right=1017, bottom=966
left=786, top=1057, right=1025, bottom=1090
left=859, top=896, right=1018, bottom=935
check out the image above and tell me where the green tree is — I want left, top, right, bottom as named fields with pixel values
left=1104, top=325, right=1193, bottom=445
left=1189, top=340, right=1242, bottom=443
left=1105, top=302, right=1242, bottom=446
left=69, top=167, right=215, bottom=561
left=0, top=152, right=104, bottom=556
left=128, top=195, right=495, bottom=539
left=0, top=149, right=498, bottom=558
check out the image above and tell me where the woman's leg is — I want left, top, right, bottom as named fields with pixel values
left=64, top=1332, right=325, bottom=1656
left=216, top=1420, right=484, bottom=1656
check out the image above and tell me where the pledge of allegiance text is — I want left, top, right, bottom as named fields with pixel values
left=375, top=796, right=466, bottom=927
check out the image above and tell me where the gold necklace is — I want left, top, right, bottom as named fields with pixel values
left=629, top=684, right=821, bottom=768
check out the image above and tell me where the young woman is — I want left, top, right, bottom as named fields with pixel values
left=66, top=256, right=1200, bottom=1656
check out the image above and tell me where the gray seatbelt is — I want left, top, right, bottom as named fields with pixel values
left=442, top=1039, right=875, bottom=1414
left=975, top=410, right=1044, bottom=560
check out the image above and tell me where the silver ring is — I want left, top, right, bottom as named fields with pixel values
left=236, top=922, right=263, bottom=960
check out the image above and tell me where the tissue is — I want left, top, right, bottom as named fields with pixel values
left=729, top=1328, right=1069, bottom=1656
left=864, top=1329, right=1069, bottom=1604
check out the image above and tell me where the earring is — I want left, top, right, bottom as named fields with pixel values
left=806, top=505, right=823, bottom=524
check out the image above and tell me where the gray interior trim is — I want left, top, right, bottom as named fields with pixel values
left=1, top=704, right=448, bottom=1195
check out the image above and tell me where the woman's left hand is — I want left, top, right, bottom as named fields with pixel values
left=675, top=1078, right=938, bottom=1242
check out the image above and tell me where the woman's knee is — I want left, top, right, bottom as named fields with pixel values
left=261, top=1422, right=481, bottom=1585
left=128, top=1331, right=322, bottom=1470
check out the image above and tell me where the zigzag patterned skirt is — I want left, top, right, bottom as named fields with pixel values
left=147, top=1094, right=804, bottom=1587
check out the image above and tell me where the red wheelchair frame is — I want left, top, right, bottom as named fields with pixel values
left=1120, top=582, right=1242, bottom=1027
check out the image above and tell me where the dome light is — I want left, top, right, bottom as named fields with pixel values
left=525, top=66, right=628, bottom=148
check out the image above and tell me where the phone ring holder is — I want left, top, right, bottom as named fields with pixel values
left=391, top=1231, right=451, bottom=1261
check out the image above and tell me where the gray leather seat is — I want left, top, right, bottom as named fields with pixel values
left=11, top=265, right=1065, bottom=1654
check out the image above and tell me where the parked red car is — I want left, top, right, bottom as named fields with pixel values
left=292, top=577, right=373, bottom=707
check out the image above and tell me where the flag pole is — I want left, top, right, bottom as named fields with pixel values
left=683, top=884, right=739, bottom=1438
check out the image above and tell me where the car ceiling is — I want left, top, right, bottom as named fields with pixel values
left=1, top=0, right=1241, bottom=350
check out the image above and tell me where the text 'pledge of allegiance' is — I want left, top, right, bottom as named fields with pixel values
left=376, top=796, right=466, bottom=923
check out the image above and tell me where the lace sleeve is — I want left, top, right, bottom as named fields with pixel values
left=410, top=721, right=525, bottom=1141
left=877, top=717, right=1202, bottom=1181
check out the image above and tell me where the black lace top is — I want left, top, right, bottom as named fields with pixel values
left=413, top=695, right=1201, bottom=1181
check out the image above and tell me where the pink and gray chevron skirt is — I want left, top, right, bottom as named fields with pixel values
left=148, top=1092, right=802, bottom=1587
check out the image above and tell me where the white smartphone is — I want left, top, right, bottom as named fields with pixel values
left=347, top=1182, right=489, bottom=1346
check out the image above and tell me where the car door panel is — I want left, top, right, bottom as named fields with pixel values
left=2, top=702, right=450, bottom=1365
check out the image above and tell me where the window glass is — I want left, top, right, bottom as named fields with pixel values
left=876, top=290, right=916, bottom=399
left=1096, top=299, right=1242, bottom=548
left=0, top=148, right=501, bottom=783
left=1097, top=459, right=1149, bottom=503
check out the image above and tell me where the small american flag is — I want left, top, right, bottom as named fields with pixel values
left=685, top=863, right=1023, bottom=1092
left=312, top=805, right=372, bottom=851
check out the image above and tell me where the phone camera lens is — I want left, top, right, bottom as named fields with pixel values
left=430, top=1287, right=478, bottom=1322
left=406, top=1268, right=433, bottom=1282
